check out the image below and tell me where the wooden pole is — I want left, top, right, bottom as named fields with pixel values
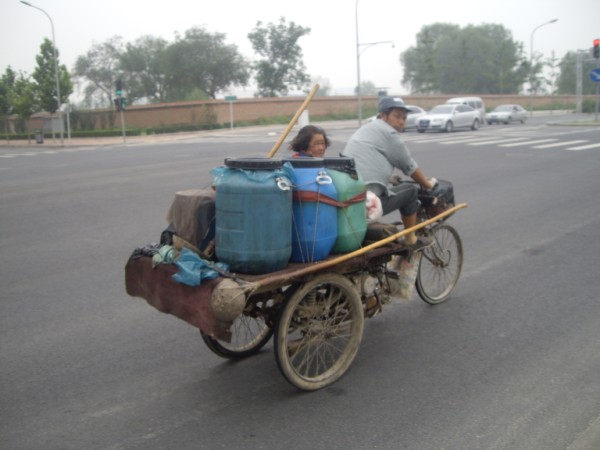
left=247, top=203, right=468, bottom=291
left=266, top=84, right=320, bottom=158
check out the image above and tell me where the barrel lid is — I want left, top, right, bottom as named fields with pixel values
left=225, top=158, right=283, bottom=169
left=323, top=157, right=356, bottom=170
left=282, top=157, right=324, bottom=168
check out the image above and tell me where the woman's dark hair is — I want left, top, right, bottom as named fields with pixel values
left=289, top=125, right=331, bottom=152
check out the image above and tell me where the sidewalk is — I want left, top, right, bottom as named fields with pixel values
left=0, top=119, right=359, bottom=148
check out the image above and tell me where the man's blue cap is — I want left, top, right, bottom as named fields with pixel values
left=378, top=96, right=409, bottom=113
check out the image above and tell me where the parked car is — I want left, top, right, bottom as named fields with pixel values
left=417, top=104, right=481, bottom=133
left=446, top=96, right=486, bottom=124
left=365, top=105, right=428, bottom=130
left=486, top=104, right=528, bottom=124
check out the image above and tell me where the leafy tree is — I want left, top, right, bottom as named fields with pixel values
left=10, top=72, right=38, bottom=122
left=1, top=67, right=16, bottom=137
left=32, top=38, right=72, bottom=113
left=248, top=17, right=311, bottom=97
left=556, top=51, right=596, bottom=95
left=164, top=27, right=250, bottom=101
left=401, top=23, right=527, bottom=94
left=355, top=80, right=378, bottom=96
left=119, top=35, right=169, bottom=103
left=72, top=36, right=124, bottom=107
left=544, top=51, right=560, bottom=95
left=0, top=67, right=16, bottom=116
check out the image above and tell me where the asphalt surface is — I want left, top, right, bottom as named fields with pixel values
left=1, top=114, right=600, bottom=449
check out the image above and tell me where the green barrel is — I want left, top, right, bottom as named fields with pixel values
left=324, top=157, right=367, bottom=253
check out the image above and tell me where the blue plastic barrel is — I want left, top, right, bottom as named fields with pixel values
left=284, top=158, right=338, bottom=263
left=324, top=157, right=367, bottom=253
left=212, top=158, right=292, bottom=274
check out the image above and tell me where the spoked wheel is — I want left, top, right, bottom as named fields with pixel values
left=274, top=273, right=364, bottom=391
left=416, top=223, right=463, bottom=304
left=201, top=295, right=275, bottom=359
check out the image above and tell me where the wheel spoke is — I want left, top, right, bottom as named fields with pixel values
left=275, top=274, right=364, bottom=390
left=417, top=224, right=463, bottom=304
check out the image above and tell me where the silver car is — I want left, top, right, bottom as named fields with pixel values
left=403, top=105, right=428, bottom=130
left=486, top=104, right=528, bottom=125
left=417, top=104, right=481, bottom=133
left=365, top=105, right=427, bottom=131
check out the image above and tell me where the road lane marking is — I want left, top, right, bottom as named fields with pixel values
left=532, top=140, right=588, bottom=149
left=435, top=137, right=492, bottom=145
left=499, top=139, right=557, bottom=147
left=467, top=138, right=530, bottom=146
left=566, top=142, right=600, bottom=151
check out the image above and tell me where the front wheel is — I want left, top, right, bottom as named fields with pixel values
left=444, top=121, right=453, bottom=133
left=274, top=273, right=364, bottom=391
left=416, top=224, right=463, bottom=304
left=471, top=119, right=480, bottom=131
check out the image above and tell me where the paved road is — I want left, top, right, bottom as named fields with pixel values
left=1, top=117, right=600, bottom=449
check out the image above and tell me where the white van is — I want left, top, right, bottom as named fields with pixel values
left=446, top=97, right=486, bottom=124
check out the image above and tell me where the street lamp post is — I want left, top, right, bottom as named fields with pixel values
left=21, top=0, right=64, bottom=145
left=355, top=0, right=393, bottom=126
left=529, top=18, right=558, bottom=116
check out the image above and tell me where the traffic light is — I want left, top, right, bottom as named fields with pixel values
left=113, top=97, right=126, bottom=111
left=116, top=78, right=123, bottom=96
left=594, top=39, right=600, bottom=59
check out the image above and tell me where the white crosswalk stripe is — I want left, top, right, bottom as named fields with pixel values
left=467, top=137, right=531, bottom=146
left=499, top=139, right=557, bottom=147
left=566, top=142, right=600, bottom=151
left=532, top=140, right=588, bottom=149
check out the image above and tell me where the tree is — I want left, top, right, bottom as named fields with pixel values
left=544, top=51, right=560, bottom=95
left=32, top=38, right=72, bottom=113
left=401, top=23, right=527, bottom=95
left=556, top=51, right=596, bottom=95
left=10, top=72, right=38, bottom=129
left=164, top=27, right=250, bottom=101
left=0, top=67, right=16, bottom=117
left=248, top=17, right=311, bottom=97
left=72, top=36, right=124, bottom=107
left=119, top=35, right=169, bottom=103
left=1, top=67, right=16, bottom=137
left=355, top=80, right=378, bottom=96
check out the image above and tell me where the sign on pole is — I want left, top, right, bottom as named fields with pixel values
left=589, top=68, right=600, bottom=82
left=225, top=96, right=237, bottom=129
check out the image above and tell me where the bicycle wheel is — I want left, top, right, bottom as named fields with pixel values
left=274, top=273, right=364, bottom=391
left=201, top=297, right=274, bottom=359
left=416, top=223, right=463, bottom=304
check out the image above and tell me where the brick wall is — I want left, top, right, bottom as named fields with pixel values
left=18, top=94, right=586, bottom=132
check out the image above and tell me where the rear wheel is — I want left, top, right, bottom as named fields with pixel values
left=416, top=224, right=463, bottom=304
left=201, top=296, right=274, bottom=358
left=471, top=119, right=480, bottom=130
left=274, top=273, right=364, bottom=391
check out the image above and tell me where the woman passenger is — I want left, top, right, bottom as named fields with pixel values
left=289, top=125, right=331, bottom=157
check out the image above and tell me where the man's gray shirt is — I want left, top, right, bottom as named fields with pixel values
left=342, top=118, right=418, bottom=196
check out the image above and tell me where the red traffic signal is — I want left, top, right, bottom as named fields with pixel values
left=594, top=39, right=600, bottom=59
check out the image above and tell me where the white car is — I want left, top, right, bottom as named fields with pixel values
left=365, top=105, right=428, bottom=131
left=417, top=104, right=481, bottom=133
left=486, top=104, right=528, bottom=125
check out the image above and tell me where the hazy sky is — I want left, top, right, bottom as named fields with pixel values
left=1, top=0, right=598, bottom=99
